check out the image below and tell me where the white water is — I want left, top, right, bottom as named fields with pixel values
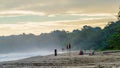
left=0, top=50, right=78, bottom=62
left=0, top=51, right=53, bottom=62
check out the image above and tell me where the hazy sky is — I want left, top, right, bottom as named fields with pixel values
left=0, top=0, right=119, bottom=36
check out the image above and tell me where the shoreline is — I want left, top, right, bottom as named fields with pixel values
left=0, top=51, right=120, bottom=68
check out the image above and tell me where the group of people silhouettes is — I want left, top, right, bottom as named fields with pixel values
left=54, top=43, right=95, bottom=56
left=79, top=50, right=95, bottom=55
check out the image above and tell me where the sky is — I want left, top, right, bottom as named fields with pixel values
left=0, top=0, right=119, bottom=36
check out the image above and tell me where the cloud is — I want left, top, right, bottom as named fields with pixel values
left=0, top=12, right=116, bottom=24
left=69, top=13, right=115, bottom=16
left=0, top=0, right=119, bottom=14
left=0, top=17, right=116, bottom=36
left=0, top=10, right=46, bottom=16
left=0, top=0, right=118, bottom=35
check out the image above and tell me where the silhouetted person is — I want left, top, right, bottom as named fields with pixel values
left=92, top=50, right=95, bottom=55
left=54, top=49, right=57, bottom=56
left=67, top=43, right=71, bottom=49
left=66, top=43, right=71, bottom=56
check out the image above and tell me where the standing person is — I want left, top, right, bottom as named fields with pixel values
left=66, top=43, right=71, bottom=56
left=82, top=50, right=84, bottom=55
left=92, top=50, right=95, bottom=55
left=62, top=48, right=64, bottom=52
left=54, top=49, right=57, bottom=56
left=84, top=49, right=87, bottom=55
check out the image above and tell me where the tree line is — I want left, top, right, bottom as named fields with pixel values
left=0, top=20, right=120, bottom=53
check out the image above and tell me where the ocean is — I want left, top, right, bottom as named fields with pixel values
left=0, top=51, right=53, bottom=62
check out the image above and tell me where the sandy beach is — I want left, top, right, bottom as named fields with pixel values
left=0, top=51, right=120, bottom=68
